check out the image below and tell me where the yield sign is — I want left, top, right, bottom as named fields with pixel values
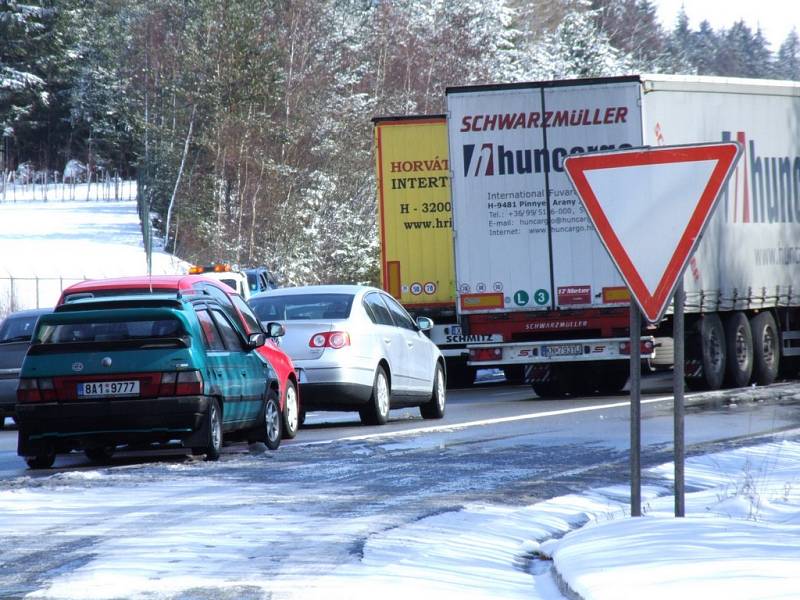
left=564, top=142, right=741, bottom=323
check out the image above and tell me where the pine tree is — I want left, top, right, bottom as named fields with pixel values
left=776, top=29, right=800, bottom=80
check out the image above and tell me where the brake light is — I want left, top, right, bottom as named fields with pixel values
left=159, top=370, right=203, bottom=396
left=17, top=378, right=56, bottom=403
left=470, top=347, right=502, bottom=362
left=619, top=339, right=655, bottom=355
left=309, top=331, right=350, bottom=349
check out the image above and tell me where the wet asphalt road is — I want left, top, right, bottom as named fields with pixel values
left=0, top=372, right=799, bottom=598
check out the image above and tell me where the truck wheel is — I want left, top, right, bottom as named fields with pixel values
left=503, top=365, right=527, bottom=384
left=446, top=361, right=475, bottom=388
left=595, top=364, right=629, bottom=394
left=750, top=312, right=779, bottom=386
left=686, top=314, right=726, bottom=391
left=724, top=312, right=753, bottom=388
left=360, top=366, right=390, bottom=425
left=531, top=367, right=571, bottom=398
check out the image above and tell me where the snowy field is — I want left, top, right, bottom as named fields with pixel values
left=0, top=438, right=798, bottom=599
left=0, top=182, right=186, bottom=314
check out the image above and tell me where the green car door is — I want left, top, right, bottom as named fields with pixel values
left=193, top=304, right=266, bottom=426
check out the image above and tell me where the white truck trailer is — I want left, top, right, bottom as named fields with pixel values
left=445, top=74, right=800, bottom=394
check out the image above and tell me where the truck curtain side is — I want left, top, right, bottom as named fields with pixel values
left=373, top=115, right=499, bottom=386
left=446, top=74, right=800, bottom=395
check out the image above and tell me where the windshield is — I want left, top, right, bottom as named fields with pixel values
left=250, top=293, right=354, bottom=321
left=0, top=314, right=41, bottom=343
left=35, top=317, right=186, bottom=345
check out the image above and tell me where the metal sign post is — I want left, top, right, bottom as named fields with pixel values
left=673, top=281, right=686, bottom=517
left=630, top=303, right=642, bottom=517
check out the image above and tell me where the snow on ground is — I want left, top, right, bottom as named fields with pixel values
left=0, top=182, right=186, bottom=312
left=2, top=439, right=798, bottom=599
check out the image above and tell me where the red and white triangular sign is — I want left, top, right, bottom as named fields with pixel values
left=564, top=142, right=741, bottom=323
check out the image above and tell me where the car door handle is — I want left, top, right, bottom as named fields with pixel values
left=383, top=338, right=392, bottom=344
left=241, top=370, right=248, bottom=377
left=407, top=342, right=414, bottom=348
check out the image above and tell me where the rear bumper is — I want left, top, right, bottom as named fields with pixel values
left=16, top=396, right=211, bottom=456
left=0, top=377, right=18, bottom=417
left=299, top=382, right=374, bottom=410
left=295, top=364, right=375, bottom=410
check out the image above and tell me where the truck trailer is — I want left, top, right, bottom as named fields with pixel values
left=373, top=115, right=501, bottom=386
left=445, top=74, right=800, bottom=395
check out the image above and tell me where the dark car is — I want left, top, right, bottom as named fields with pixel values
left=16, top=293, right=281, bottom=469
left=0, top=308, right=52, bottom=426
left=244, top=268, right=278, bottom=294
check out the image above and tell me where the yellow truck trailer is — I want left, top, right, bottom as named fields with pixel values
left=373, top=115, right=500, bottom=386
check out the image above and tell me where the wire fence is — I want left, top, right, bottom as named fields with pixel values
left=0, top=275, right=90, bottom=318
left=0, top=174, right=137, bottom=203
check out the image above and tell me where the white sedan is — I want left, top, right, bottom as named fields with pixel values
left=248, top=285, right=446, bottom=425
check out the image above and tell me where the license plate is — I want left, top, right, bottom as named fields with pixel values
left=541, top=343, right=584, bottom=357
left=78, top=380, right=140, bottom=397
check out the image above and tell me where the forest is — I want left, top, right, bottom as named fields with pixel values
left=2, top=0, right=799, bottom=285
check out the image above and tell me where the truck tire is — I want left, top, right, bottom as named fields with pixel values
left=750, top=311, right=779, bottom=386
left=503, top=365, right=527, bottom=384
left=686, top=314, right=726, bottom=391
left=724, top=312, right=753, bottom=388
left=595, top=364, right=629, bottom=394
left=531, top=367, right=571, bottom=398
left=446, top=360, right=475, bottom=388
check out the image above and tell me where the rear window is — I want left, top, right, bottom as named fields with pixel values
left=250, top=294, right=354, bottom=321
left=35, top=318, right=185, bottom=345
left=0, top=314, right=41, bottom=343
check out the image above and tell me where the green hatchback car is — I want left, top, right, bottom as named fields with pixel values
left=16, top=293, right=282, bottom=469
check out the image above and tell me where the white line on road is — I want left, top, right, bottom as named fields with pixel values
left=291, top=393, right=703, bottom=447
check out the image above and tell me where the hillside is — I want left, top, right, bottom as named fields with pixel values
left=0, top=182, right=187, bottom=315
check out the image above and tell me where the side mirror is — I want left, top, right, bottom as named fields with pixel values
left=416, top=316, right=433, bottom=332
left=248, top=332, right=267, bottom=348
left=266, top=321, right=285, bottom=338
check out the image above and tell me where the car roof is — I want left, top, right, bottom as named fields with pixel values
left=250, top=284, right=377, bottom=299
left=2, top=307, right=53, bottom=319
left=61, top=275, right=217, bottom=293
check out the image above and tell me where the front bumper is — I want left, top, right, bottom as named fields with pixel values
left=16, top=396, right=212, bottom=456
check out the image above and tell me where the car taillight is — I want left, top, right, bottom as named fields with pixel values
left=470, top=347, right=502, bottom=362
left=160, top=370, right=203, bottom=396
left=309, top=331, right=350, bottom=349
left=17, top=378, right=56, bottom=403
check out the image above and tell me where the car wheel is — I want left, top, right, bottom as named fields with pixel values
left=260, top=389, right=282, bottom=450
left=85, top=445, right=115, bottom=464
left=25, top=451, right=56, bottom=470
left=282, top=380, right=299, bottom=439
left=360, top=366, right=390, bottom=426
left=750, top=311, right=779, bottom=386
left=200, top=398, right=222, bottom=461
left=420, top=363, right=446, bottom=419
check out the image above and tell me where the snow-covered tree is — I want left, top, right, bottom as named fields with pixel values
left=776, top=29, right=800, bottom=80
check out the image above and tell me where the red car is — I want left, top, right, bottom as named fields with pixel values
left=58, top=275, right=301, bottom=439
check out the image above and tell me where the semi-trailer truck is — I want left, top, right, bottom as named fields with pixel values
left=445, top=74, right=800, bottom=395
